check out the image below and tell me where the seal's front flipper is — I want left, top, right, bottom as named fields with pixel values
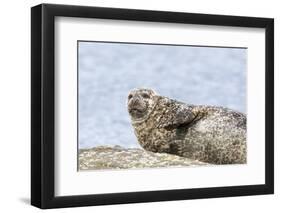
left=156, top=98, right=196, bottom=130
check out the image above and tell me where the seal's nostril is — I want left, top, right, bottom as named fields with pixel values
left=130, top=97, right=140, bottom=106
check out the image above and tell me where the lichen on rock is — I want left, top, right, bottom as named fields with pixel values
left=79, top=145, right=208, bottom=171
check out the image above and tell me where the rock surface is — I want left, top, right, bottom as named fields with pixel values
left=79, top=145, right=208, bottom=171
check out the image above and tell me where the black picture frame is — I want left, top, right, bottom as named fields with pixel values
left=31, top=3, right=274, bottom=209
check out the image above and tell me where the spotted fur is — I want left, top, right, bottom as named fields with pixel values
left=127, top=88, right=247, bottom=164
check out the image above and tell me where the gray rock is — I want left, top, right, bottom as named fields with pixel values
left=79, top=145, right=208, bottom=171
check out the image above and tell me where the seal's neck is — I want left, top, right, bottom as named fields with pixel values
left=131, top=96, right=160, bottom=125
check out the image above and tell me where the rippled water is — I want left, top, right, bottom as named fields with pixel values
left=78, top=42, right=246, bottom=149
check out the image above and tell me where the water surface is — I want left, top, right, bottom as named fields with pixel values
left=78, top=42, right=247, bottom=149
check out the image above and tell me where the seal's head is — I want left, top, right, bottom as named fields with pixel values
left=127, top=88, right=157, bottom=121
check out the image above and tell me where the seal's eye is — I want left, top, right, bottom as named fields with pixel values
left=142, top=93, right=150, bottom=99
left=128, top=94, right=133, bottom=99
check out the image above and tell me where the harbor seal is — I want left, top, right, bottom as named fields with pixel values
left=127, top=88, right=246, bottom=164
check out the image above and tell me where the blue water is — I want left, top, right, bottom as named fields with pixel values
left=78, top=42, right=247, bottom=149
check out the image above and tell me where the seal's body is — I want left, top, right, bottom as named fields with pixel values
left=127, top=88, right=246, bottom=164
